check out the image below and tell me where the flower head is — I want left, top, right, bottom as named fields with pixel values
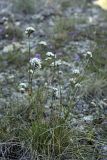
left=2, top=17, right=8, bottom=22
left=46, top=51, right=55, bottom=57
left=19, top=87, right=25, bottom=93
left=38, top=41, right=47, bottom=46
left=69, top=78, right=76, bottom=84
left=87, top=51, right=92, bottom=57
left=19, top=82, right=28, bottom=93
left=72, top=68, right=80, bottom=74
left=19, top=83, right=28, bottom=89
left=73, top=54, right=80, bottom=62
left=30, top=57, right=41, bottom=69
left=45, top=57, right=52, bottom=61
left=35, top=53, right=41, bottom=60
left=50, top=60, right=62, bottom=67
left=28, top=69, right=34, bottom=74
left=84, top=51, right=92, bottom=58
left=25, top=27, right=35, bottom=36
left=75, top=83, right=81, bottom=88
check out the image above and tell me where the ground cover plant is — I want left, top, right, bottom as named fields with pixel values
left=0, top=0, right=107, bottom=160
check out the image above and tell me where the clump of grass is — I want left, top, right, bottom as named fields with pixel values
left=5, top=25, right=23, bottom=40
left=19, top=119, right=72, bottom=159
left=3, top=48, right=28, bottom=67
left=0, top=102, right=99, bottom=160
left=12, top=0, right=36, bottom=14
left=61, top=0, right=72, bottom=11
left=51, top=17, right=73, bottom=49
left=52, top=16, right=87, bottom=49
left=3, top=18, right=23, bottom=40
left=79, top=75, right=107, bottom=98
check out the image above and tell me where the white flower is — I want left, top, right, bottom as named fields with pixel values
left=19, top=88, right=25, bottom=93
left=83, top=115, right=93, bottom=122
left=62, top=61, right=71, bottom=66
left=75, top=83, right=81, bottom=88
left=88, top=16, right=95, bottom=24
left=50, top=60, right=62, bottom=67
left=46, top=52, right=55, bottom=57
left=30, top=57, right=41, bottom=69
left=45, top=57, right=52, bottom=61
left=48, top=86, right=58, bottom=91
left=84, top=51, right=92, bottom=58
left=19, top=83, right=28, bottom=89
left=28, top=69, right=34, bottom=74
left=25, top=27, right=35, bottom=36
left=72, top=68, right=80, bottom=74
left=87, top=51, right=92, bottom=57
left=39, top=41, right=47, bottom=46
left=58, top=70, right=63, bottom=75
left=90, top=101, right=97, bottom=107
left=52, top=87, right=59, bottom=98
left=2, top=17, right=8, bottom=22
left=48, top=86, right=61, bottom=98
left=69, top=78, right=76, bottom=84
left=44, top=82, right=48, bottom=86
left=19, top=83, right=28, bottom=93
left=52, top=87, right=58, bottom=92
left=53, top=86, right=62, bottom=98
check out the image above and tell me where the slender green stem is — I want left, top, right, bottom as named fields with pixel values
left=53, top=53, right=56, bottom=74
left=51, top=52, right=56, bottom=84
left=28, top=35, right=32, bottom=95
left=50, top=53, right=56, bottom=123
left=58, top=67, right=62, bottom=107
left=52, top=129, right=55, bottom=157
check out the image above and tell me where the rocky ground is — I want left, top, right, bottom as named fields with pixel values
left=0, top=0, right=107, bottom=159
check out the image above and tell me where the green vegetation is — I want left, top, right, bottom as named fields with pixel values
left=0, top=0, right=107, bottom=159
left=12, top=0, right=36, bottom=14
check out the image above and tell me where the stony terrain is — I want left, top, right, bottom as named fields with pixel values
left=0, top=0, right=107, bottom=159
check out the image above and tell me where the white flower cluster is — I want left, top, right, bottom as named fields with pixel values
left=28, top=69, right=34, bottom=74
left=30, top=57, right=41, bottom=69
left=84, top=51, right=92, bottom=58
left=39, top=41, right=47, bottom=46
left=50, top=60, right=62, bottom=67
left=48, top=86, right=60, bottom=99
left=25, top=27, right=35, bottom=36
left=87, top=51, right=92, bottom=57
left=69, top=78, right=76, bottom=84
left=19, top=83, right=28, bottom=93
left=72, top=68, right=80, bottom=74
left=75, top=83, right=81, bottom=88
left=45, top=52, right=56, bottom=61
left=46, top=52, right=55, bottom=57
